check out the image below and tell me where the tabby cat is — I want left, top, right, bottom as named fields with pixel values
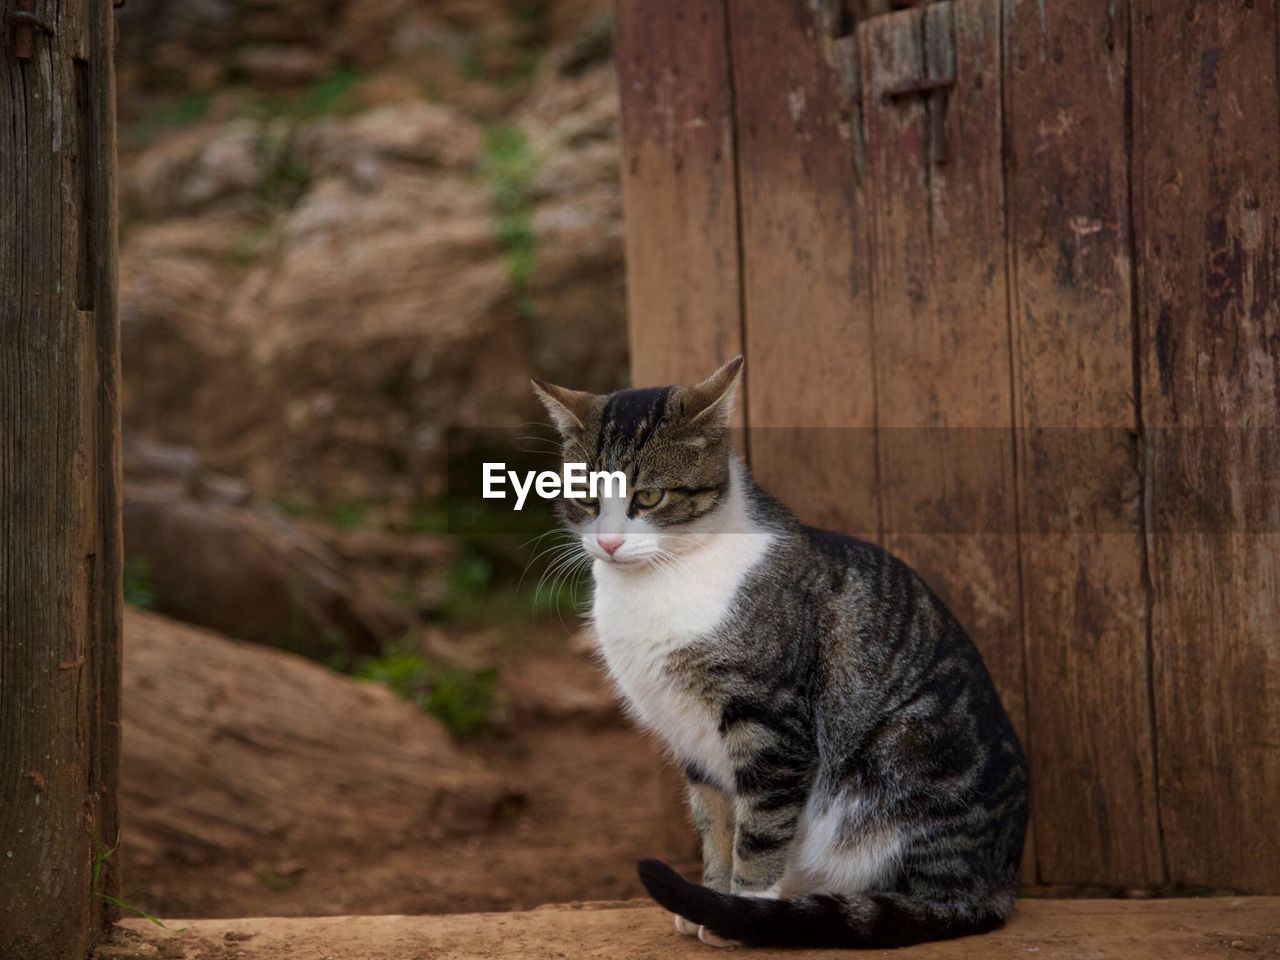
left=532, top=357, right=1028, bottom=949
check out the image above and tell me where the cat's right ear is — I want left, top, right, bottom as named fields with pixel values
left=531, top=379, right=597, bottom=436
left=684, top=355, right=744, bottom=429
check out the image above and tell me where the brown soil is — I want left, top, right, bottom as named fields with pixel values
left=125, top=615, right=694, bottom=920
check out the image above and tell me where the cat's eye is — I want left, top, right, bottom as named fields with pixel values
left=633, top=488, right=664, bottom=509
left=570, top=495, right=598, bottom=510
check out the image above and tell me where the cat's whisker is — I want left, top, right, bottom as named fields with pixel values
left=549, top=553, right=592, bottom=626
left=534, top=544, right=588, bottom=611
left=520, top=533, right=578, bottom=585
left=542, top=551, right=591, bottom=626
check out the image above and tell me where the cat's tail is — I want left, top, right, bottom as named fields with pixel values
left=636, top=859, right=1008, bottom=949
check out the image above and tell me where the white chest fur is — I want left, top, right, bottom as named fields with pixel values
left=591, top=526, right=773, bottom=792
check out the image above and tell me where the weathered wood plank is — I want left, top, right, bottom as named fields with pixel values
left=614, top=0, right=742, bottom=866
left=1002, top=0, right=1164, bottom=886
left=117, top=896, right=1280, bottom=960
left=726, top=1, right=879, bottom=536
left=1131, top=0, right=1280, bottom=892
left=859, top=0, right=1032, bottom=878
left=0, top=0, right=122, bottom=953
left=615, top=0, right=744, bottom=394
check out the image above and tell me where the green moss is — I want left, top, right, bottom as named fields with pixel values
left=256, top=867, right=303, bottom=892
left=229, top=224, right=275, bottom=268
left=124, top=93, right=212, bottom=146
left=255, top=138, right=312, bottom=209
left=123, top=557, right=156, bottom=609
left=328, top=502, right=370, bottom=531
left=480, top=125, right=539, bottom=317
left=245, top=68, right=365, bottom=121
left=354, top=639, right=499, bottom=738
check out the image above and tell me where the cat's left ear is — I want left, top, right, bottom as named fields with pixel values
left=684, top=355, right=744, bottom=429
left=531, top=378, right=598, bottom=436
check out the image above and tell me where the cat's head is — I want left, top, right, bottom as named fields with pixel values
left=532, top=357, right=744, bottom=568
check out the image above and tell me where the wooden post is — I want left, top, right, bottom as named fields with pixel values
left=1, top=0, right=123, bottom=954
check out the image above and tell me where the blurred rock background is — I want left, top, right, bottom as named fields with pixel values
left=117, top=0, right=625, bottom=505
left=108, top=1, right=680, bottom=921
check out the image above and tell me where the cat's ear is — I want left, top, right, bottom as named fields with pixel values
left=685, top=356, right=744, bottom=428
left=531, top=378, right=597, bottom=436
left=684, top=355, right=744, bottom=429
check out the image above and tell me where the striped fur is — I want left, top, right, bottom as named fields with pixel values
left=533, top=358, right=1029, bottom=948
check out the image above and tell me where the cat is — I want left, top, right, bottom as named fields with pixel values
left=532, top=357, right=1028, bottom=949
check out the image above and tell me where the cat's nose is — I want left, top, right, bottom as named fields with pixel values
left=597, top=534, right=625, bottom=556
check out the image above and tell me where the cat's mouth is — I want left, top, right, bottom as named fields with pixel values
left=600, top=553, right=648, bottom=568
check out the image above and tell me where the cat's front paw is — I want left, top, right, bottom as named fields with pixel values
left=674, top=915, right=699, bottom=936
left=698, top=926, right=741, bottom=948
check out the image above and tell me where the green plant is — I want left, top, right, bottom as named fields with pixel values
left=427, top=664, right=499, bottom=738
left=328, top=501, right=370, bottom=531
left=354, top=639, right=498, bottom=738
left=300, top=68, right=363, bottom=117
left=123, top=557, right=155, bottom=609
left=124, top=93, right=211, bottom=146
left=255, top=146, right=312, bottom=208
left=94, top=834, right=168, bottom=929
left=256, top=867, right=303, bottom=892
left=229, top=224, right=275, bottom=268
left=244, top=68, right=364, bottom=121
left=480, top=125, right=539, bottom=317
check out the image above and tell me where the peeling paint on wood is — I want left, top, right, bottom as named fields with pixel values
left=727, top=0, right=879, bottom=537
left=1004, top=0, right=1164, bottom=888
left=615, top=0, right=744, bottom=400
left=1131, top=0, right=1280, bottom=893
left=860, top=0, right=1033, bottom=878
left=615, top=0, right=1280, bottom=894
left=614, top=0, right=743, bottom=862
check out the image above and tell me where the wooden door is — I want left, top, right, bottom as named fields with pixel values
left=1131, top=0, right=1280, bottom=892
left=1003, top=0, right=1163, bottom=887
left=859, top=1, right=1032, bottom=875
left=727, top=0, right=880, bottom=537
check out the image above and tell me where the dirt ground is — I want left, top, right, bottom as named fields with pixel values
left=125, top=629, right=696, bottom=919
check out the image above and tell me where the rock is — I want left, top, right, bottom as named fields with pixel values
left=124, top=433, right=201, bottom=486
left=115, top=0, right=613, bottom=97
left=93, top=937, right=161, bottom=960
left=121, top=610, right=511, bottom=872
left=299, top=101, right=485, bottom=178
left=123, top=121, right=271, bottom=219
left=124, top=478, right=410, bottom=659
left=503, top=657, right=620, bottom=725
left=116, top=7, right=628, bottom=506
left=233, top=44, right=336, bottom=88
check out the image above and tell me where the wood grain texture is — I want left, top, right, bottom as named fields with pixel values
left=117, top=897, right=1280, bottom=960
left=614, top=0, right=742, bottom=863
left=615, top=0, right=743, bottom=394
left=0, top=0, right=122, bottom=954
left=859, top=1, right=1032, bottom=876
left=1002, top=0, right=1164, bottom=886
left=726, top=0, right=879, bottom=536
left=1131, top=0, right=1280, bottom=892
